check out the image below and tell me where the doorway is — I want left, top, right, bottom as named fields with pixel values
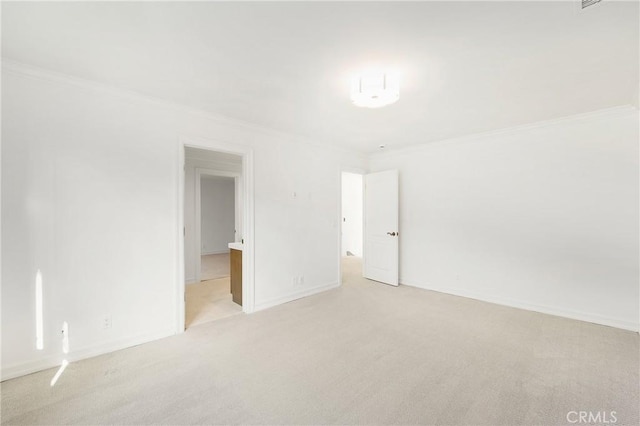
left=189, top=169, right=241, bottom=327
left=341, top=171, right=364, bottom=285
left=194, top=169, right=242, bottom=284
left=340, top=169, right=400, bottom=287
left=177, top=140, right=255, bottom=333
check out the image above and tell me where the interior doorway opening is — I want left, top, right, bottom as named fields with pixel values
left=183, top=147, right=244, bottom=328
left=341, top=171, right=364, bottom=285
left=200, top=175, right=234, bottom=281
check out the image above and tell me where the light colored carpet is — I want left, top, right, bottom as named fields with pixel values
left=185, top=277, right=242, bottom=328
left=1, top=257, right=638, bottom=425
left=201, top=253, right=229, bottom=281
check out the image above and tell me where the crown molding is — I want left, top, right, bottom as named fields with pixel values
left=370, top=104, right=639, bottom=160
left=1, top=59, right=368, bottom=159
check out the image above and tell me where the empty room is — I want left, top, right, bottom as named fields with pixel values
left=1, top=1, right=638, bottom=425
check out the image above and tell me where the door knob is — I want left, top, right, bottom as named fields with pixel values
left=387, top=232, right=397, bottom=236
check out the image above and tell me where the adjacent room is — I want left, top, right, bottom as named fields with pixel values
left=341, top=171, right=364, bottom=282
left=1, top=1, right=638, bottom=425
left=183, top=147, right=244, bottom=328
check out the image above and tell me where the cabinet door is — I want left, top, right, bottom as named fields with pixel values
left=230, top=249, right=242, bottom=306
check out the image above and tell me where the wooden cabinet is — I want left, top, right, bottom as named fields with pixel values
left=230, top=248, right=242, bottom=306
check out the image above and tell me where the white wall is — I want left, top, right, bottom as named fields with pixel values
left=183, top=154, right=241, bottom=283
left=341, top=172, right=363, bottom=257
left=370, top=107, right=639, bottom=331
left=200, top=176, right=235, bottom=255
left=1, top=62, right=367, bottom=380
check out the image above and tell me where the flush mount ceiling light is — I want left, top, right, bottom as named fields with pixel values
left=350, top=69, right=400, bottom=108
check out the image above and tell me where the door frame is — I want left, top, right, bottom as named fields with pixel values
left=176, top=135, right=255, bottom=333
left=194, top=168, right=241, bottom=284
left=338, top=167, right=367, bottom=286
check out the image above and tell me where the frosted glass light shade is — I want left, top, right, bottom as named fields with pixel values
left=350, top=71, right=400, bottom=108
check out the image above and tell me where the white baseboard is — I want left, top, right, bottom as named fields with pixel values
left=254, top=281, right=340, bottom=312
left=185, top=277, right=197, bottom=284
left=1, top=327, right=174, bottom=382
left=201, top=249, right=229, bottom=256
left=400, top=279, right=639, bottom=332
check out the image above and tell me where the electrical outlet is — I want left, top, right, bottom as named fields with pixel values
left=103, top=315, right=112, bottom=330
left=299, top=275, right=305, bottom=285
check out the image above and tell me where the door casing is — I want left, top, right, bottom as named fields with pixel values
left=177, top=136, right=255, bottom=333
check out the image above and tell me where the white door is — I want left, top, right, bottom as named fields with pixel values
left=363, top=170, right=399, bottom=286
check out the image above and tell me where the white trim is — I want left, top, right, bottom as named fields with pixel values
left=400, top=279, right=639, bottom=333
left=234, top=175, right=243, bottom=244
left=201, top=249, right=230, bottom=256
left=370, top=105, right=639, bottom=160
left=184, top=158, right=242, bottom=170
left=197, top=169, right=240, bottom=179
left=338, top=170, right=344, bottom=287
left=194, top=168, right=241, bottom=284
left=242, top=149, right=255, bottom=314
left=1, top=327, right=174, bottom=382
left=177, top=135, right=255, bottom=335
left=254, top=282, right=340, bottom=312
left=176, top=142, right=186, bottom=333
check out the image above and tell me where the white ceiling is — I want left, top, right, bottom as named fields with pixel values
left=2, top=1, right=638, bottom=153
